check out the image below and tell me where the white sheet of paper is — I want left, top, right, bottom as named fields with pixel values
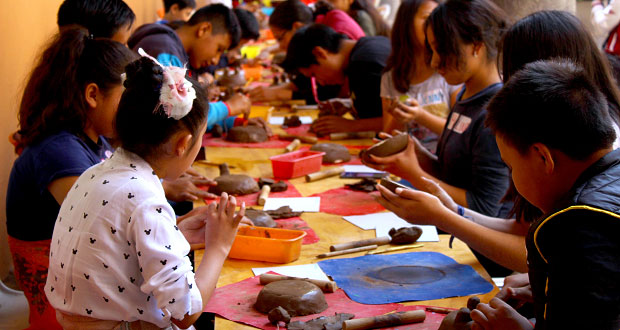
left=252, top=263, right=330, bottom=281
left=262, top=197, right=321, bottom=212
left=269, top=116, right=313, bottom=125
left=342, top=165, right=386, bottom=174
left=342, top=212, right=439, bottom=242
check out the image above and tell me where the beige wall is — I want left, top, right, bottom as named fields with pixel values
left=0, top=0, right=164, bottom=279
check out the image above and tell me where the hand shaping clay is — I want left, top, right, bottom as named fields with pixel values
left=218, top=67, right=246, bottom=88
left=226, top=126, right=269, bottom=143
left=210, top=163, right=259, bottom=196
left=245, top=208, right=277, bottom=228
left=359, top=133, right=408, bottom=164
left=255, top=280, right=328, bottom=317
left=265, top=206, right=302, bottom=219
left=388, top=226, right=423, bottom=245
left=288, top=313, right=355, bottom=330
left=310, top=143, right=351, bottom=164
left=437, top=296, right=480, bottom=330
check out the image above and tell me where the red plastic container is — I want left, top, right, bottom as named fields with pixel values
left=270, top=150, right=325, bottom=179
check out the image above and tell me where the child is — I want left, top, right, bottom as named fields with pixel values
left=381, top=0, right=459, bottom=137
left=327, top=0, right=390, bottom=37
left=284, top=23, right=391, bottom=134
left=6, top=27, right=137, bottom=330
left=45, top=55, right=246, bottom=329
left=472, top=59, right=620, bottom=330
left=57, top=0, right=135, bottom=44
left=248, top=0, right=364, bottom=103
left=160, top=0, right=197, bottom=24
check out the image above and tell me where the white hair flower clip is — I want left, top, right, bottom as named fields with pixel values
left=137, top=48, right=197, bottom=120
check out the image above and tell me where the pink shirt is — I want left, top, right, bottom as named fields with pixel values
left=315, top=9, right=365, bottom=40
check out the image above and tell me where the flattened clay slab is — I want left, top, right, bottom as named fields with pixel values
left=226, top=126, right=268, bottom=143
left=360, top=133, right=408, bottom=164
left=265, top=206, right=302, bottom=219
left=310, top=143, right=351, bottom=164
left=245, top=208, right=277, bottom=228
left=288, top=313, right=355, bottom=330
left=255, top=280, right=328, bottom=317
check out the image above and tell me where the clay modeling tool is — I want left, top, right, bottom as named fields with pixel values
left=342, top=310, right=426, bottom=330
left=258, top=185, right=270, bottom=206
left=330, top=236, right=391, bottom=251
left=259, top=274, right=338, bottom=293
left=316, top=245, right=378, bottom=259
left=330, top=131, right=376, bottom=140
left=283, top=139, right=301, bottom=153
left=365, top=243, right=424, bottom=255
left=291, top=104, right=319, bottom=111
left=305, top=166, right=345, bottom=182
left=278, top=133, right=318, bottom=144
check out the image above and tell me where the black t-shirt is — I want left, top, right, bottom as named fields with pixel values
left=344, top=36, right=391, bottom=119
left=436, top=83, right=511, bottom=217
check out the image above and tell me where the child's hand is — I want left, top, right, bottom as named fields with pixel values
left=162, top=175, right=218, bottom=201
left=470, top=298, right=533, bottom=330
left=226, top=93, right=251, bottom=117
left=246, top=117, right=273, bottom=136
left=495, top=273, right=533, bottom=308
left=203, top=193, right=245, bottom=256
left=388, top=99, right=422, bottom=122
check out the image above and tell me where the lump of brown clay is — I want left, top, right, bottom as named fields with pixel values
left=265, top=206, right=302, bottom=219
left=226, top=126, right=268, bottom=143
left=359, top=133, right=408, bottom=164
left=210, top=124, right=224, bottom=138
left=389, top=226, right=423, bottom=245
left=310, top=143, right=351, bottom=164
left=218, top=68, right=246, bottom=88
left=288, top=313, right=355, bottom=330
left=210, top=163, right=259, bottom=196
left=438, top=296, right=479, bottom=330
left=345, top=178, right=377, bottom=192
left=258, top=178, right=288, bottom=192
left=245, top=208, right=277, bottom=228
left=268, top=306, right=291, bottom=325
left=283, top=115, right=302, bottom=128
left=255, top=280, right=328, bottom=317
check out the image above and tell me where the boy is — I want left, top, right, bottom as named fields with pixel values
left=472, top=60, right=620, bottom=329
left=57, top=0, right=135, bottom=44
left=283, top=24, right=390, bottom=135
left=160, top=0, right=196, bottom=24
left=128, top=4, right=251, bottom=131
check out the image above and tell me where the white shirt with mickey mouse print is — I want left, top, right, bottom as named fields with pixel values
left=45, top=148, right=202, bottom=327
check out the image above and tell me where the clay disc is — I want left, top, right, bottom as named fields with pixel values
left=360, top=133, right=408, bottom=164
left=245, top=209, right=277, bottom=228
left=310, top=143, right=351, bottom=164
left=255, top=280, right=328, bottom=317
left=210, top=174, right=259, bottom=196
left=226, top=126, right=269, bottom=143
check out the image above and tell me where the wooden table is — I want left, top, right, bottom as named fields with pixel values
left=193, top=107, right=498, bottom=329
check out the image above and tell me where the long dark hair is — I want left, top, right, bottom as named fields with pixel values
left=426, top=0, right=508, bottom=71
left=115, top=57, right=208, bottom=161
left=384, top=0, right=440, bottom=93
left=499, top=10, right=620, bottom=222
left=269, top=0, right=313, bottom=30
left=349, top=0, right=390, bottom=37
left=18, top=27, right=136, bottom=149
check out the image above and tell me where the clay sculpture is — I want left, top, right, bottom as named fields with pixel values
left=218, top=67, right=246, bottom=88
left=226, top=126, right=268, bottom=143
left=359, top=133, right=408, bottom=164
left=389, top=227, right=423, bottom=245
left=244, top=208, right=277, bottom=228
left=210, top=163, right=259, bottom=196
left=282, top=115, right=302, bottom=128
left=310, top=143, right=351, bottom=164
left=437, top=296, right=480, bottom=330
left=255, top=280, right=328, bottom=317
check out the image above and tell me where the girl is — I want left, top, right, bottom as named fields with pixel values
left=380, top=0, right=459, bottom=138
left=45, top=55, right=245, bottom=329
left=327, top=0, right=390, bottom=37
left=6, top=28, right=136, bottom=329
left=249, top=0, right=364, bottom=103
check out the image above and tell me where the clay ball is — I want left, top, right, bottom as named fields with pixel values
left=310, top=143, right=351, bottom=164
left=255, top=280, right=328, bottom=317
left=226, top=126, right=269, bottom=143
left=360, top=133, right=408, bottom=164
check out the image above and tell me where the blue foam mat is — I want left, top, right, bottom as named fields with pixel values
left=318, top=251, right=494, bottom=304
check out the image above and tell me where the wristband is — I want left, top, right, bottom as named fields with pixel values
left=457, top=205, right=466, bottom=217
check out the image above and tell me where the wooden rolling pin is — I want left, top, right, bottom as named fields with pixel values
left=279, top=133, right=318, bottom=144
left=283, top=139, right=301, bottom=153
left=305, top=166, right=345, bottom=182
left=316, top=245, right=377, bottom=258
left=342, top=310, right=426, bottom=330
left=330, top=131, right=376, bottom=140
left=257, top=185, right=270, bottom=206
left=259, top=274, right=338, bottom=293
left=330, top=236, right=391, bottom=251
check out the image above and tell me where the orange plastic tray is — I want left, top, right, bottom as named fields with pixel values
left=242, top=64, right=263, bottom=81
left=270, top=150, right=325, bottom=179
left=228, top=226, right=307, bottom=263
